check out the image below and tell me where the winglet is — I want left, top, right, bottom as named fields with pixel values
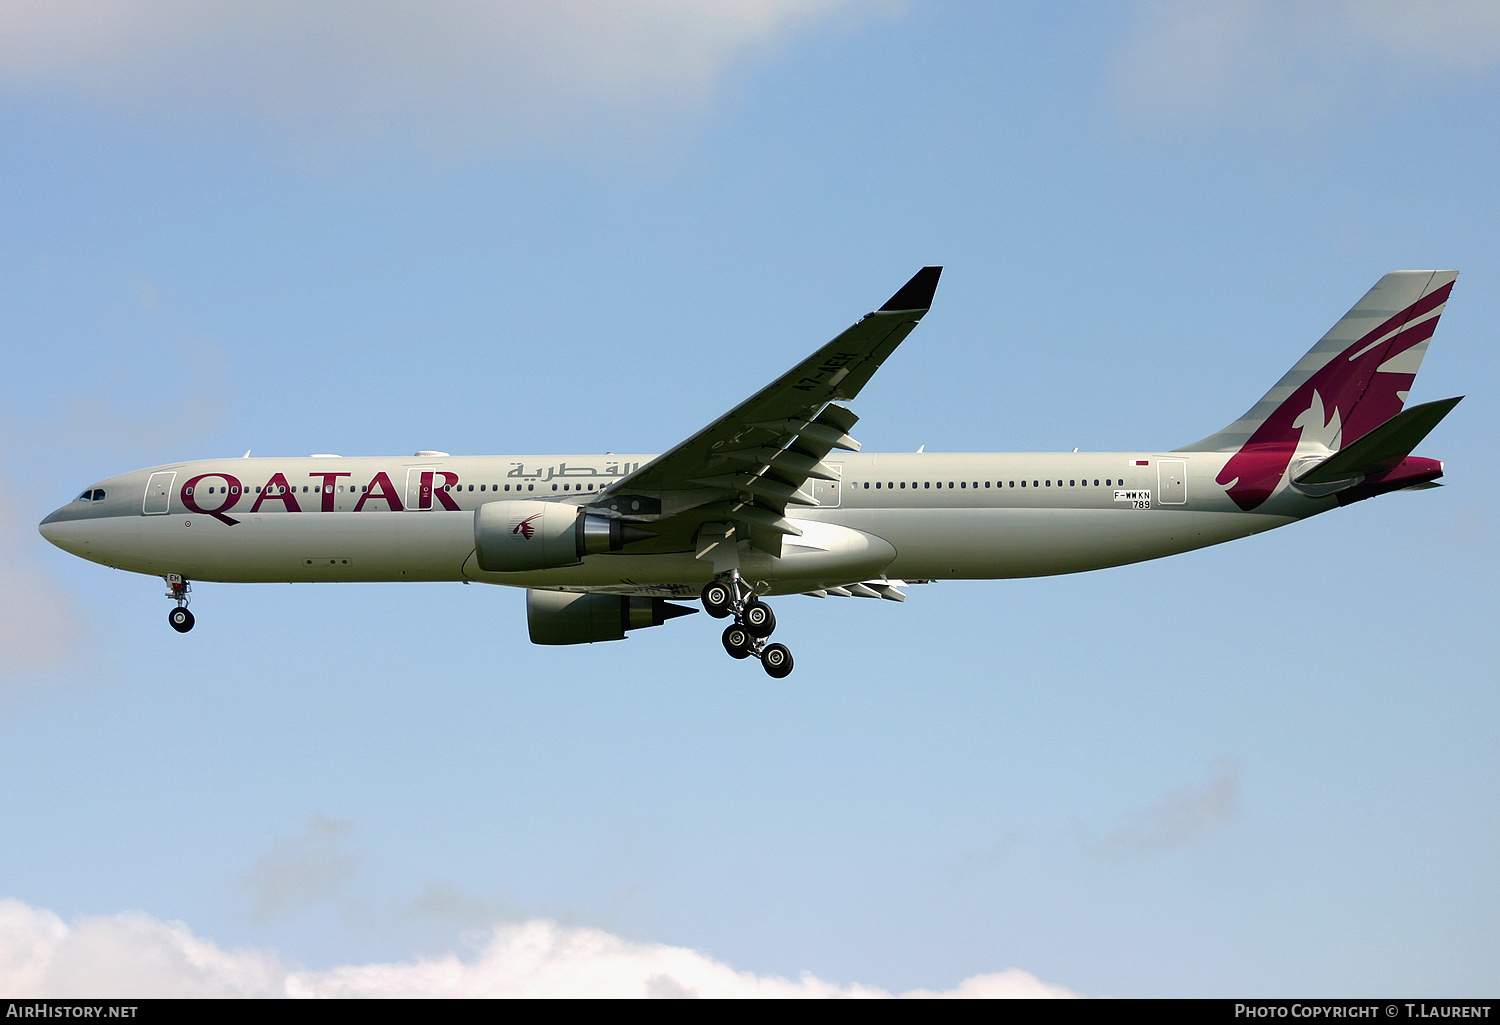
left=879, top=266, right=942, bottom=312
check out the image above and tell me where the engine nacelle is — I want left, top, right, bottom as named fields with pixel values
left=527, top=589, right=697, bottom=645
left=474, top=500, right=650, bottom=573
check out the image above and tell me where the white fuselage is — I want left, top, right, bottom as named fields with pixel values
left=39, top=450, right=1324, bottom=598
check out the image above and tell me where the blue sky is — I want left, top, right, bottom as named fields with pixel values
left=2, top=0, right=1497, bottom=997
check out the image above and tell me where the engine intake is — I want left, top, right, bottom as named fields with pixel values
left=474, top=500, right=653, bottom=573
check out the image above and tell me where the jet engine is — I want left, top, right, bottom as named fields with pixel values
left=527, top=589, right=697, bottom=644
left=474, top=500, right=652, bottom=572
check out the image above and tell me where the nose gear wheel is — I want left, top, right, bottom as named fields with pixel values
left=163, top=575, right=195, bottom=633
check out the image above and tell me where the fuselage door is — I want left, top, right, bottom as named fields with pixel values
left=406, top=467, right=435, bottom=510
left=1158, top=459, right=1186, bottom=505
left=812, top=464, right=842, bottom=508
left=143, top=471, right=176, bottom=515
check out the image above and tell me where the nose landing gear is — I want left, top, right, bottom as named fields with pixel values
left=702, top=572, right=793, bottom=678
left=165, top=575, right=195, bottom=633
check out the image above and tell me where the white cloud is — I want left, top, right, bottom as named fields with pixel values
left=1113, top=0, right=1500, bottom=131
left=0, top=898, right=1078, bottom=998
left=0, top=1, right=894, bottom=154
left=1091, top=763, right=1240, bottom=857
left=0, top=900, right=284, bottom=998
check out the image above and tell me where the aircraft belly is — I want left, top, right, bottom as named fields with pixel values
left=467, top=526, right=896, bottom=593
left=831, top=507, right=1294, bottom=578
left=73, top=512, right=475, bottom=583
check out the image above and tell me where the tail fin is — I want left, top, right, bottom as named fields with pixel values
left=1178, top=270, right=1458, bottom=510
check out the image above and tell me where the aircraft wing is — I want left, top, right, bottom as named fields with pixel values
left=599, top=267, right=941, bottom=556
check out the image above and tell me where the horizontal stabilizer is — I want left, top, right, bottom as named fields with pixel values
left=1295, top=396, right=1462, bottom=485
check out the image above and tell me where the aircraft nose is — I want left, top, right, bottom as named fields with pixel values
left=39, top=506, right=65, bottom=536
left=39, top=506, right=86, bottom=553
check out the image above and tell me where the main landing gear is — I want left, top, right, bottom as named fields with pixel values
left=702, top=572, right=793, bottom=679
left=165, top=574, right=195, bottom=633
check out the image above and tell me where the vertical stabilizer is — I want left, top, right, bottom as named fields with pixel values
left=1177, top=270, right=1457, bottom=510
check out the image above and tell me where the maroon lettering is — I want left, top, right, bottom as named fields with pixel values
left=180, top=472, right=243, bottom=525
left=250, top=472, right=302, bottom=513
left=418, top=470, right=461, bottom=510
left=310, top=471, right=351, bottom=512
left=354, top=471, right=403, bottom=512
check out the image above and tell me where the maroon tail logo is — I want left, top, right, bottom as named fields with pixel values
left=513, top=513, right=543, bottom=540
left=1219, top=282, right=1452, bottom=511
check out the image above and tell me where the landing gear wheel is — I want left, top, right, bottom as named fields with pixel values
left=721, top=624, right=754, bottom=659
left=761, top=643, right=793, bottom=678
left=742, top=600, right=775, bottom=638
left=701, top=581, right=735, bottom=619
left=168, top=607, right=195, bottom=633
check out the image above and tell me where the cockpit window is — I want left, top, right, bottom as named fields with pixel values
left=77, top=488, right=106, bottom=502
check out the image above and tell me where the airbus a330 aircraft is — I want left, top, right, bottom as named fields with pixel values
left=40, top=267, right=1461, bottom=677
